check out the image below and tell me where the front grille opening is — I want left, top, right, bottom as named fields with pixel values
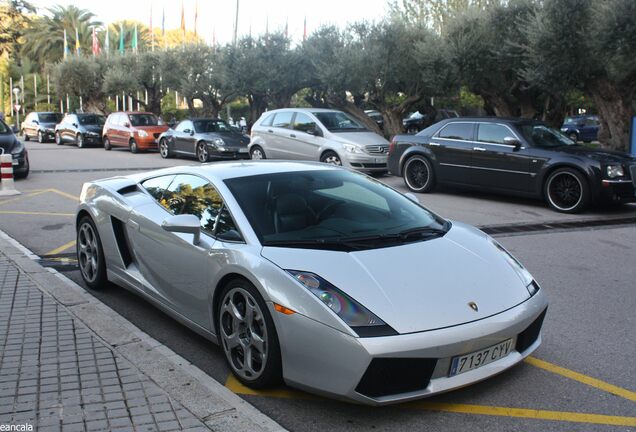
left=355, top=357, right=437, bottom=398
left=111, top=217, right=134, bottom=267
left=516, top=308, right=547, bottom=353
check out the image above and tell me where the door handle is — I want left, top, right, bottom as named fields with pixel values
left=428, top=142, right=440, bottom=147
left=268, top=129, right=274, bottom=133
left=290, top=134, right=296, bottom=138
left=473, top=146, right=486, bottom=152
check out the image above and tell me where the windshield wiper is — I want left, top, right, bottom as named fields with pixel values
left=261, top=238, right=367, bottom=251
left=396, top=226, right=447, bottom=240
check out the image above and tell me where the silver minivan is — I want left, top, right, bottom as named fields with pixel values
left=249, top=108, right=389, bottom=173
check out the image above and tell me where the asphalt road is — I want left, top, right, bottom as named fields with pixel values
left=1, top=139, right=635, bottom=431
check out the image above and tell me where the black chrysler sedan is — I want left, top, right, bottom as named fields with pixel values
left=388, top=118, right=636, bottom=213
left=158, top=118, right=251, bottom=162
left=0, top=119, right=29, bottom=178
left=55, top=113, right=105, bottom=148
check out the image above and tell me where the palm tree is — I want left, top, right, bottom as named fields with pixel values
left=21, top=5, right=101, bottom=69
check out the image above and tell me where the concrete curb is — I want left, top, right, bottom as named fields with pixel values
left=0, top=229, right=287, bottom=432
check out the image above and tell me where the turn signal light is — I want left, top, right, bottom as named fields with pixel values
left=274, top=303, right=296, bottom=315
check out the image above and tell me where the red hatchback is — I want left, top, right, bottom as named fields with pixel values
left=102, top=112, right=169, bottom=153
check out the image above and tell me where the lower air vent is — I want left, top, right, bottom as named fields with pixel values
left=355, top=357, right=437, bottom=398
left=111, top=217, right=133, bottom=267
left=515, top=308, right=547, bottom=354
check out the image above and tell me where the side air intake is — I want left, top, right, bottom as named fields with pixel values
left=110, top=217, right=133, bottom=267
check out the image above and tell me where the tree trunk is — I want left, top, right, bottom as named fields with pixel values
left=247, top=93, right=268, bottom=125
left=587, top=80, right=632, bottom=152
left=85, top=98, right=107, bottom=115
left=380, top=110, right=404, bottom=138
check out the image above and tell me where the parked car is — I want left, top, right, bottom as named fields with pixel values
left=21, top=112, right=63, bottom=143
left=76, top=161, right=547, bottom=404
left=158, top=118, right=251, bottom=162
left=55, top=113, right=105, bottom=148
left=364, top=109, right=384, bottom=130
left=402, top=109, right=459, bottom=134
left=388, top=117, right=636, bottom=213
left=250, top=108, right=389, bottom=174
left=560, top=115, right=599, bottom=142
left=0, top=118, right=29, bottom=178
left=102, top=112, right=169, bottom=153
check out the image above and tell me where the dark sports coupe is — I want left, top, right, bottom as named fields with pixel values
left=158, top=118, right=251, bottom=163
left=388, top=118, right=636, bottom=213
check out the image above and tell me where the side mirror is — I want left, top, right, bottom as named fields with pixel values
left=161, top=214, right=201, bottom=245
left=190, top=130, right=195, bottom=136
left=404, top=192, right=419, bottom=203
left=503, top=136, right=521, bottom=149
left=183, top=128, right=191, bottom=134
left=308, top=126, right=323, bottom=137
left=33, top=120, right=39, bottom=125
left=123, top=122, right=131, bottom=128
left=72, top=123, right=78, bottom=128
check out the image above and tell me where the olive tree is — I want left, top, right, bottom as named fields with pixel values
left=52, top=56, right=108, bottom=113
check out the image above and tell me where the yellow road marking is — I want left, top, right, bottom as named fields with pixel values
left=226, top=375, right=636, bottom=427
left=0, top=210, right=74, bottom=217
left=46, top=188, right=80, bottom=201
left=43, top=240, right=76, bottom=256
left=0, top=189, right=50, bottom=206
left=525, top=356, right=636, bottom=403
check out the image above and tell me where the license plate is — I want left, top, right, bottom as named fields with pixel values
left=238, top=148, right=248, bottom=153
left=449, top=338, right=514, bottom=376
left=12, top=160, right=19, bottom=165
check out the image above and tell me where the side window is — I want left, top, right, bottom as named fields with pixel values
left=477, top=124, right=511, bottom=144
left=174, top=121, right=188, bottom=132
left=584, top=118, right=599, bottom=127
left=437, top=123, right=474, bottom=141
left=25, top=114, right=33, bottom=123
left=293, top=113, right=316, bottom=133
left=260, top=113, right=274, bottom=127
left=215, top=206, right=242, bottom=241
left=272, top=112, right=294, bottom=129
left=141, top=175, right=175, bottom=202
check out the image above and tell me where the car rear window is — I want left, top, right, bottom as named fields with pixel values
left=437, top=123, right=474, bottom=140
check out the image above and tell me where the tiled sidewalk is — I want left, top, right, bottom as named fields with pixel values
left=0, top=254, right=210, bottom=431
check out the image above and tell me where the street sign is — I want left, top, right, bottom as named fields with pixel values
left=13, top=104, right=21, bottom=112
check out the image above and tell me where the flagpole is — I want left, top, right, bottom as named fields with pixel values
left=233, top=0, right=239, bottom=46
left=33, top=74, right=37, bottom=111
left=150, top=2, right=154, bottom=51
left=47, top=74, right=50, bottom=108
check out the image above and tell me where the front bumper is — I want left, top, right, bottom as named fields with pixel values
left=598, top=179, right=636, bottom=203
left=273, top=289, right=548, bottom=405
left=344, top=154, right=388, bottom=173
left=11, top=151, right=28, bottom=175
left=41, top=130, right=55, bottom=140
left=83, top=134, right=103, bottom=145
left=135, top=136, right=159, bottom=150
left=209, top=147, right=250, bottom=160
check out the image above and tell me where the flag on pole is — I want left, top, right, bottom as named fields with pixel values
left=63, top=29, right=69, bottom=59
left=92, top=27, right=100, bottom=56
left=105, top=26, right=110, bottom=56
left=132, top=24, right=138, bottom=54
left=119, top=23, right=124, bottom=55
left=194, top=0, right=198, bottom=38
left=180, top=1, right=186, bottom=37
left=150, top=3, right=154, bottom=51
left=212, top=27, right=216, bottom=47
left=75, top=27, right=81, bottom=55
left=303, top=17, right=307, bottom=41
left=162, top=7, right=166, bottom=48
left=265, top=17, right=269, bottom=40
left=285, top=17, right=288, bottom=38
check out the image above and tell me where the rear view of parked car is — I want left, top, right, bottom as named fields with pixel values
left=21, top=112, right=63, bottom=143
left=0, top=118, right=29, bottom=178
left=102, top=112, right=169, bottom=153
left=250, top=108, right=389, bottom=174
left=560, top=115, right=599, bottom=142
left=55, top=113, right=105, bottom=148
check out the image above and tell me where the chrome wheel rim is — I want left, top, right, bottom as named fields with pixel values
left=251, top=148, right=263, bottom=160
left=130, top=141, right=137, bottom=153
left=160, top=140, right=169, bottom=158
left=197, top=142, right=208, bottom=162
left=323, top=154, right=341, bottom=165
left=55, top=133, right=61, bottom=144
left=77, top=222, right=99, bottom=283
left=547, top=172, right=582, bottom=211
left=77, top=135, right=83, bottom=148
left=405, top=158, right=429, bottom=191
left=38, top=132, right=43, bottom=143
left=220, top=287, right=268, bottom=380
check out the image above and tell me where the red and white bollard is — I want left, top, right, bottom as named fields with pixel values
left=0, top=153, right=21, bottom=196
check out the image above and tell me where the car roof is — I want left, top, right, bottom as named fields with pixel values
left=265, top=107, right=343, bottom=114
left=441, top=116, right=542, bottom=125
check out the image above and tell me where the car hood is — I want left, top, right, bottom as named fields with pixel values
left=199, top=132, right=249, bottom=148
left=261, top=222, right=531, bottom=334
left=136, top=125, right=169, bottom=133
left=0, top=135, right=21, bottom=154
left=330, top=131, right=389, bottom=147
left=554, top=145, right=635, bottom=164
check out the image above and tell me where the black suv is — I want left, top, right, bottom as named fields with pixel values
left=388, top=117, right=636, bottom=213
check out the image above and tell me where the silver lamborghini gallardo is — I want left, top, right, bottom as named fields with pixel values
left=76, top=161, right=548, bottom=405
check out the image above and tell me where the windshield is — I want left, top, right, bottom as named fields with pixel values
left=0, top=120, right=9, bottom=134
left=519, top=124, right=576, bottom=148
left=129, top=114, right=158, bottom=126
left=312, top=112, right=367, bottom=132
left=224, top=170, right=448, bottom=251
left=39, top=113, right=62, bottom=123
left=193, top=119, right=232, bottom=133
left=78, top=115, right=105, bottom=126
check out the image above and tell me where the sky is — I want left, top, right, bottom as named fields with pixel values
left=29, top=0, right=390, bottom=44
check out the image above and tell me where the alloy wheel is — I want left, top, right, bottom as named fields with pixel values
left=55, top=133, right=62, bottom=145
left=197, top=142, right=209, bottom=162
left=77, top=134, right=84, bottom=148
left=219, top=287, right=268, bottom=381
left=77, top=222, right=100, bottom=284
left=38, top=131, right=44, bottom=143
left=250, top=147, right=264, bottom=160
left=159, top=139, right=170, bottom=158
left=322, top=152, right=342, bottom=166
left=547, top=172, right=582, bottom=211
left=404, top=156, right=432, bottom=192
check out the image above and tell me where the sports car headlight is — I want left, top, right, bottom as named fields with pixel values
left=287, top=270, right=386, bottom=327
left=137, top=130, right=149, bottom=138
left=342, top=144, right=363, bottom=154
left=606, top=165, right=624, bottom=178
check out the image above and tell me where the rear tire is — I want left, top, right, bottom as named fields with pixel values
left=103, top=136, right=112, bottom=151
left=250, top=145, right=266, bottom=160
left=217, top=279, right=282, bottom=389
left=76, top=216, right=107, bottom=290
left=129, top=139, right=139, bottom=154
left=403, top=155, right=436, bottom=193
left=544, top=168, right=590, bottom=213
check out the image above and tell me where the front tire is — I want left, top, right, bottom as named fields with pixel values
left=403, top=155, right=436, bottom=193
left=250, top=145, right=266, bottom=160
left=196, top=141, right=210, bottom=163
left=76, top=216, right=107, bottom=290
left=129, top=139, right=139, bottom=154
left=55, top=132, right=63, bottom=145
left=23, top=130, right=30, bottom=141
left=159, top=138, right=173, bottom=159
left=217, top=279, right=282, bottom=389
left=76, top=133, right=84, bottom=148
left=568, top=132, right=578, bottom=142
left=103, top=136, right=112, bottom=151
left=320, top=150, right=342, bottom=166
left=38, top=131, right=44, bottom=143
left=544, top=168, right=590, bottom=213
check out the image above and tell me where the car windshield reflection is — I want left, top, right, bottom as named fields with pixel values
left=520, top=124, right=576, bottom=148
